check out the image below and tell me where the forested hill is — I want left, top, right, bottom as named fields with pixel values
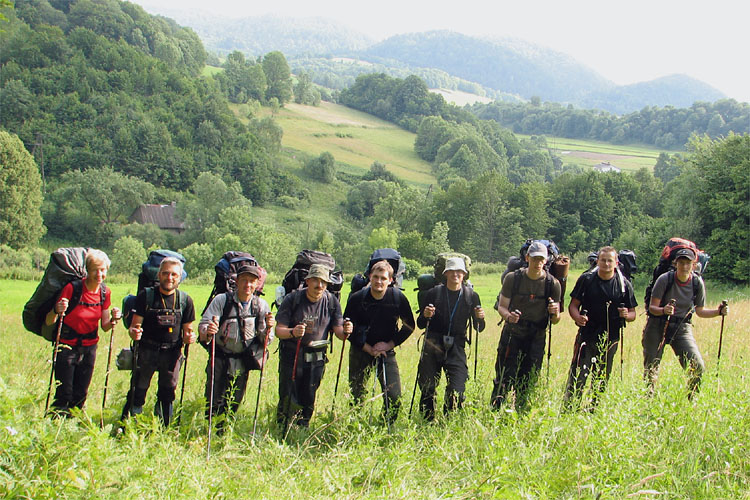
left=0, top=0, right=288, bottom=199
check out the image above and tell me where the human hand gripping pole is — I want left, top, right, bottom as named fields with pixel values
left=717, top=300, right=728, bottom=373
left=207, top=315, right=218, bottom=460
left=331, top=318, right=352, bottom=413
left=177, top=325, right=193, bottom=427
left=546, top=298, right=554, bottom=383
left=409, top=304, right=433, bottom=418
left=45, top=307, right=66, bottom=415
left=252, top=312, right=275, bottom=439
left=656, top=299, right=678, bottom=354
left=100, top=308, right=121, bottom=428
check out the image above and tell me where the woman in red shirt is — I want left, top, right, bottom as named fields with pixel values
left=45, top=249, right=121, bottom=416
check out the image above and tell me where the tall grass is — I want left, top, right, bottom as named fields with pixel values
left=1, top=277, right=748, bottom=499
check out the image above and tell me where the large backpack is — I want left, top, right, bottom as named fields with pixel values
left=500, top=239, right=569, bottom=307
left=276, top=250, right=343, bottom=308
left=202, top=251, right=266, bottom=315
left=415, top=252, right=472, bottom=312
left=23, top=247, right=92, bottom=341
left=501, top=239, right=561, bottom=283
left=617, top=249, right=637, bottom=282
left=350, top=248, right=405, bottom=296
left=644, top=237, right=709, bottom=312
left=122, top=249, right=188, bottom=328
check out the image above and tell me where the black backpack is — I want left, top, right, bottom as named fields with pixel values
left=617, top=250, right=637, bottom=283
left=276, top=250, right=343, bottom=308
left=501, top=239, right=561, bottom=283
left=350, top=248, right=405, bottom=296
left=122, top=249, right=188, bottom=328
left=644, top=237, right=709, bottom=312
left=23, top=247, right=93, bottom=341
left=202, top=251, right=266, bottom=315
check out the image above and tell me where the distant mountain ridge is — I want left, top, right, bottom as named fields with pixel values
left=144, top=9, right=727, bottom=114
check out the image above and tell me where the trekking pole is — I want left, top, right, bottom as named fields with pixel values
left=656, top=299, right=677, bottom=354
left=252, top=322, right=273, bottom=440
left=45, top=311, right=66, bottom=415
left=176, top=342, right=189, bottom=427
left=472, top=307, right=479, bottom=380
left=379, top=355, right=391, bottom=432
left=618, top=302, right=625, bottom=381
left=409, top=304, right=432, bottom=418
left=605, top=301, right=612, bottom=380
left=100, top=314, right=119, bottom=428
left=282, top=334, right=304, bottom=433
left=331, top=318, right=350, bottom=413
left=546, top=298, right=553, bottom=384
left=207, top=316, right=218, bottom=460
left=716, top=300, right=728, bottom=372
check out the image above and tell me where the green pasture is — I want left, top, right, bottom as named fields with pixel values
left=2, top=276, right=748, bottom=498
left=519, top=134, right=675, bottom=172
left=260, top=102, right=436, bottom=188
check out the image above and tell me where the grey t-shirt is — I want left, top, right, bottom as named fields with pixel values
left=651, top=272, right=705, bottom=317
left=276, top=289, right=343, bottom=346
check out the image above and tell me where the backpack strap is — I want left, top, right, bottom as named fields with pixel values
left=68, top=279, right=84, bottom=311
left=508, top=269, right=523, bottom=312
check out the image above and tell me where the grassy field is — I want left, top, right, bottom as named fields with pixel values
left=258, top=102, right=436, bottom=188
left=522, top=135, right=676, bottom=172
left=1, top=275, right=748, bottom=498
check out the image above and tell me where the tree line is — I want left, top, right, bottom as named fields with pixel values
left=469, top=99, right=750, bottom=149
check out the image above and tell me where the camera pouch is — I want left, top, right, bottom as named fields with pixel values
left=116, top=348, right=134, bottom=370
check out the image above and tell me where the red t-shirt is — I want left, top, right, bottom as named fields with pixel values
left=58, top=281, right=111, bottom=346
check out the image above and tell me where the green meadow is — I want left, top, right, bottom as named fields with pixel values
left=260, top=102, right=436, bottom=188
left=1, top=275, right=748, bottom=499
left=526, top=135, right=674, bottom=172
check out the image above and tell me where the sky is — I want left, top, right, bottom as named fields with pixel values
left=135, top=0, right=750, bottom=103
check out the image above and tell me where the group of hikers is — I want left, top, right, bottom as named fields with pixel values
left=38, top=240, right=729, bottom=435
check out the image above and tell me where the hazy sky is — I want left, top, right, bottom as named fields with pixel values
left=135, top=0, right=750, bottom=103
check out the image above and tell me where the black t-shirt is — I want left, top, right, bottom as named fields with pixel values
left=570, top=272, right=637, bottom=340
left=416, top=284, right=485, bottom=346
left=344, top=286, right=415, bottom=349
left=134, top=288, right=195, bottom=345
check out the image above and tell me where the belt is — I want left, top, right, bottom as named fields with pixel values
left=140, top=338, right=180, bottom=350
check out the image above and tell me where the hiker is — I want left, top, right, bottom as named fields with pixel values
left=275, top=263, right=346, bottom=428
left=199, top=264, right=275, bottom=427
left=45, top=249, right=121, bottom=416
left=416, top=257, right=485, bottom=421
left=642, top=248, right=728, bottom=398
left=563, top=246, right=636, bottom=410
left=120, top=256, right=196, bottom=426
left=344, top=260, right=415, bottom=423
left=491, top=241, right=561, bottom=414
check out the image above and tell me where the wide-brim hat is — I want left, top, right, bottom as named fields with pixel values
left=306, top=263, right=332, bottom=283
left=443, top=257, right=467, bottom=274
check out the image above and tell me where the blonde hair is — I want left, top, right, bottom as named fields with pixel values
left=85, top=249, right=111, bottom=273
left=370, top=260, right=394, bottom=279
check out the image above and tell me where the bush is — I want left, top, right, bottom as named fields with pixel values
left=178, top=242, right=214, bottom=275
left=0, top=245, right=30, bottom=268
left=401, top=257, right=422, bottom=280
left=110, top=236, right=146, bottom=276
